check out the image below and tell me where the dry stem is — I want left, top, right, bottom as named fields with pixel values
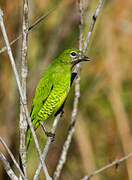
left=0, top=9, right=52, bottom=180
left=0, top=152, right=18, bottom=180
left=81, top=153, right=132, bottom=180
left=53, top=0, right=104, bottom=179
left=34, top=113, right=62, bottom=180
left=83, top=0, right=104, bottom=54
left=19, top=0, right=28, bottom=177
left=0, top=136, right=25, bottom=180
left=53, top=1, right=84, bottom=179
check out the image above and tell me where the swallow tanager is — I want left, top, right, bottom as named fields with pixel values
left=26, top=48, right=90, bottom=149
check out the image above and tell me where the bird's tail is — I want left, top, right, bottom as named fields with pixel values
left=19, top=121, right=39, bottom=173
left=19, top=125, right=32, bottom=174
left=19, top=153, right=24, bottom=174
left=26, top=120, right=40, bottom=150
left=26, top=125, right=32, bottom=151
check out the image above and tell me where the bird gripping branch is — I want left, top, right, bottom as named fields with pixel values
left=26, top=48, right=90, bottom=149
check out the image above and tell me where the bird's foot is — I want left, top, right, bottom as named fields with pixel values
left=40, top=122, right=55, bottom=142
left=45, top=131, right=55, bottom=142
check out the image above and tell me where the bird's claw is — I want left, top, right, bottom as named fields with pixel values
left=45, top=131, right=55, bottom=142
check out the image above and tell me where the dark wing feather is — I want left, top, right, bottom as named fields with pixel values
left=70, top=72, right=77, bottom=86
left=30, top=72, right=53, bottom=122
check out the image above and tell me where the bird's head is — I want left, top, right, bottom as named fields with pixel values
left=57, top=48, right=90, bottom=68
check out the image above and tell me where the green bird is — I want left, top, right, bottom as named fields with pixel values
left=26, top=48, right=90, bottom=149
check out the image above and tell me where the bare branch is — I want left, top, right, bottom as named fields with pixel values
left=78, top=0, right=84, bottom=51
left=53, top=0, right=104, bottom=178
left=83, top=0, right=104, bottom=53
left=0, top=136, right=26, bottom=180
left=28, top=8, right=56, bottom=31
left=34, top=113, right=62, bottom=180
left=0, top=8, right=56, bottom=54
left=53, top=123, right=75, bottom=180
left=53, top=1, right=84, bottom=179
left=53, top=68, right=81, bottom=180
left=19, top=0, right=29, bottom=177
left=81, top=153, right=132, bottom=180
left=0, top=9, right=52, bottom=180
left=0, top=35, right=21, bottom=54
left=0, top=152, right=18, bottom=180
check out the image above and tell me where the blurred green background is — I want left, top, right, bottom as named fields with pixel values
left=0, top=0, right=132, bottom=179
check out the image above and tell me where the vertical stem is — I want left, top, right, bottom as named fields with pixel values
left=34, top=113, right=62, bottom=180
left=53, top=1, right=84, bottom=179
left=53, top=0, right=104, bottom=178
left=78, top=0, right=84, bottom=51
left=0, top=152, right=18, bottom=180
left=69, top=0, right=84, bottom=142
left=83, top=0, right=104, bottom=54
left=19, top=0, right=28, bottom=176
left=0, top=136, right=26, bottom=180
left=0, top=9, right=52, bottom=180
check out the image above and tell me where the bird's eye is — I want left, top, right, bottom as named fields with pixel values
left=70, top=51, right=76, bottom=56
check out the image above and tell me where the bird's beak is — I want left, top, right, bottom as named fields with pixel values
left=79, top=56, right=90, bottom=61
left=74, top=56, right=90, bottom=65
left=71, top=55, right=90, bottom=67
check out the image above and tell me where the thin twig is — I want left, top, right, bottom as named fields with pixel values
left=53, top=70, right=80, bottom=180
left=53, top=1, right=84, bottom=179
left=0, top=8, right=55, bottom=54
left=78, top=0, right=84, bottom=51
left=19, top=0, right=28, bottom=177
left=0, top=152, right=18, bottom=180
left=0, top=9, right=52, bottom=180
left=0, top=136, right=26, bottom=180
left=53, top=0, right=104, bottom=179
left=83, top=0, right=104, bottom=54
left=53, top=123, right=75, bottom=180
left=0, top=35, right=21, bottom=54
left=34, top=113, right=62, bottom=180
left=28, top=8, right=56, bottom=31
left=81, top=153, right=132, bottom=180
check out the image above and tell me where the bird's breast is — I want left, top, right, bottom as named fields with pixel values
left=38, top=80, right=70, bottom=121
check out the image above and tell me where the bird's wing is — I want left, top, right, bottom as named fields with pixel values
left=26, top=73, right=54, bottom=149
left=70, top=72, right=77, bottom=86
left=30, top=73, right=53, bottom=122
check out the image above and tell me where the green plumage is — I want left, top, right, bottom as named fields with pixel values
left=26, top=48, right=90, bottom=149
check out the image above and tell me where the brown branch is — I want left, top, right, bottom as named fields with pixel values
left=53, top=1, right=84, bottom=179
left=81, top=153, right=132, bottom=180
left=0, top=152, right=18, bottom=180
left=78, top=0, right=84, bottom=51
left=28, top=8, right=56, bottom=31
left=19, top=0, right=29, bottom=177
left=53, top=0, right=104, bottom=179
left=0, top=136, right=26, bottom=180
left=34, top=113, right=62, bottom=180
left=83, top=0, right=104, bottom=54
left=0, top=9, right=52, bottom=180
left=33, top=6, right=80, bottom=180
